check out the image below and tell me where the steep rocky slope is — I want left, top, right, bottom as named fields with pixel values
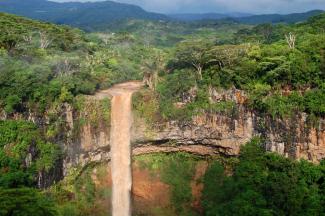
left=63, top=87, right=324, bottom=176
left=1, top=86, right=324, bottom=186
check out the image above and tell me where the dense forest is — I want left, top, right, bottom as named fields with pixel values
left=0, top=5, right=324, bottom=216
left=142, top=13, right=325, bottom=122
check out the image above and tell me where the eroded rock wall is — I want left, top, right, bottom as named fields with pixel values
left=64, top=89, right=325, bottom=175
left=2, top=89, right=324, bottom=185
left=131, top=88, right=324, bottom=163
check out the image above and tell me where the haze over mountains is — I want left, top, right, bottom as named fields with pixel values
left=169, top=12, right=253, bottom=21
left=235, top=10, right=325, bottom=24
left=170, top=10, right=325, bottom=23
left=0, top=0, right=324, bottom=30
left=0, top=0, right=167, bottom=30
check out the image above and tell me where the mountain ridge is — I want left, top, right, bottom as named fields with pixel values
left=168, top=12, right=252, bottom=21
left=235, top=9, right=324, bottom=24
left=0, top=0, right=168, bottom=30
left=168, top=10, right=324, bottom=23
left=0, top=0, right=323, bottom=30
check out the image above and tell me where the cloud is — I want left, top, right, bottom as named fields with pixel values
left=51, top=0, right=325, bottom=14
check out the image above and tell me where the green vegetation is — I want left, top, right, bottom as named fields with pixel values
left=159, top=154, right=197, bottom=215
left=6, top=10, right=309, bottom=121
left=0, top=188, right=57, bottom=216
left=74, top=96, right=111, bottom=131
left=234, top=10, right=324, bottom=25
left=0, top=0, right=167, bottom=31
left=132, top=89, right=162, bottom=126
left=49, top=153, right=200, bottom=216
left=135, top=153, right=200, bottom=215
left=157, top=13, right=325, bottom=120
left=106, top=19, right=249, bottom=47
left=49, top=164, right=111, bottom=216
left=0, top=6, right=325, bottom=216
left=0, top=0, right=321, bottom=31
left=0, top=120, right=59, bottom=188
left=0, top=120, right=60, bottom=215
left=0, top=13, right=151, bottom=114
left=202, top=138, right=325, bottom=215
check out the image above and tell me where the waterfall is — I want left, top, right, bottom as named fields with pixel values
left=109, top=82, right=142, bottom=216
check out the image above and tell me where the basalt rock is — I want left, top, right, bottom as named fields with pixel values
left=130, top=88, right=324, bottom=163
left=2, top=89, right=324, bottom=186
left=69, top=90, right=324, bottom=175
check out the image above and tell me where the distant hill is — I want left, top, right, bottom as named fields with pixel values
left=235, top=10, right=324, bottom=24
left=0, top=0, right=168, bottom=31
left=169, top=13, right=229, bottom=21
left=169, top=10, right=324, bottom=24
left=0, top=0, right=323, bottom=31
left=169, top=12, right=252, bottom=21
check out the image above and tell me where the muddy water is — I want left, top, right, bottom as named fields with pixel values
left=109, top=82, right=142, bottom=216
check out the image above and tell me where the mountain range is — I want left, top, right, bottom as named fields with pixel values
left=0, top=0, right=167, bottom=30
left=169, top=12, right=252, bottom=21
left=0, top=0, right=323, bottom=30
left=234, top=10, right=324, bottom=24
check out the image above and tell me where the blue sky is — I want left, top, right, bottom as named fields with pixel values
left=51, top=0, right=325, bottom=14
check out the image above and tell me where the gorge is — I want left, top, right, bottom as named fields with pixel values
left=0, top=8, right=325, bottom=216
left=59, top=83, right=324, bottom=215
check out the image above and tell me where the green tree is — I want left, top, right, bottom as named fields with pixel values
left=202, top=139, right=325, bottom=216
left=172, top=40, right=213, bottom=80
left=0, top=188, right=57, bottom=216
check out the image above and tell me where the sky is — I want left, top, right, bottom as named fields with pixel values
left=51, top=0, right=325, bottom=14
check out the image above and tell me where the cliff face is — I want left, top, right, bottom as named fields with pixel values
left=2, top=89, right=324, bottom=184
left=66, top=88, right=325, bottom=176
left=131, top=107, right=254, bottom=157
left=263, top=114, right=325, bottom=162
left=131, top=107, right=324, bottom=163
left=132, top=88, right=323, bottom=164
